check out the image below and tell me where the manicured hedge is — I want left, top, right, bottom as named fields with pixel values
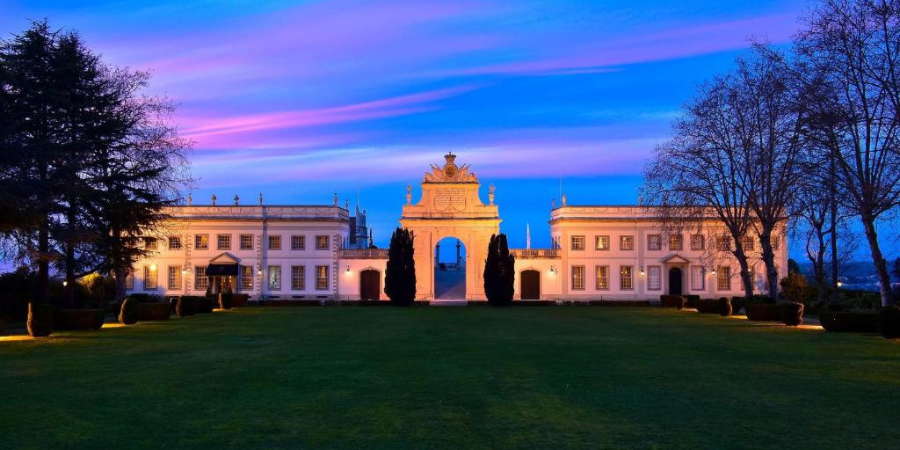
left=218, top=292, right=233, bottom=310
left=127, top=293, right=164, bottom=303
left=717, top=297, right=732, bottom=316
left=781, top=302, right=804, bottom=326
left=683, top=295, right=700, bottom=308
left=232, top=294, right=249, bottom=308
left=879, top=306, right=900, bottom=339
left=730, top=297, right=747, bottom=315
left=137, top=303, right=171, bottom=321
left=695, top=299, right=718, bottom=314
left=819, top=311, right=879, bottom=332
left=746, top=303, right=783, bottom=321
left=175, top=296, right=201, bottom=317
left=27, top=303, right=53, bottom=337
left=660, top=295, right=685, bottom=309
left=53, top=309, right=104, bottom=330
left=118, top=298, right=139, bottom=325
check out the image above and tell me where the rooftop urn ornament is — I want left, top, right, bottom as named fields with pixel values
left=489, top=184, right=495, bottom=205
left=187, top=193, right=192, bottom=206
left=234, top=194, right=239, bottom=206
left=562, top=194, right=567, bottom=207
left=258, top=192, right=263, bottom=206
left=345, top=199, right=349, bottom=210
left=211, top=194, right=217, bottom=206
left=406, top=185, right=412, bottom=204
left=551, top=198, right=556, bottom=209
left=333, top=193, right=338, bottom=206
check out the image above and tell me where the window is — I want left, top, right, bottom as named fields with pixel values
left=125, top=270, right=134, bottom=290
left=315, top=265, right=329, bottom=290
left=716, top=235, right=731, bottom=251
left=620, top=266, right=634, bottom=290
left=620, top=235, right=634, bottom=251
left=168, top=236, right=182, bottom=250
left=571, top=236, right=585, bottom=251
left=217, top=234, right=231, bottom=250
left=145, top=238, right=158, bottom=251
left=571, top=265, right=585, bottom=290
left=595, top=235, right=610, bottom=251
left=292, top=235, right=306, bottom=251
left=772, top=236, right=781, bottom=250
left=195, top=234, right=209, bottom=250
left=647, top=235, right=662, bottom=251
left=595, top=266, right=609, bottom=290
left=240, top=234, right=254, bottom=250
left=315, top=235, right=330, bottom=251
left=167, top=265, right=182, bottom=290
left=144, top=265, right=158, bottom=290
left=691, top=266, right=706, bottom=290
left=268, top=235, right=281, bottom=250
left=291, top=265, right=305, bottom=290
left=691, top=234, right=705, bottom=251
left=240, top=265, right=253, bottom=291
left=669, top=234, right=683, bottom=250
left=268, top=266, right=281, bottom=290
left=195, top=266, right=208, bottom=290
left=741, top=236, right=755, bottom=251
left=647, top=266, right=661, bottom=291
left=717, top=266, right=731, bottom=291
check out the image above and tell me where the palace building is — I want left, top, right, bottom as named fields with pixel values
left=127, top=153, right=788, bottom=302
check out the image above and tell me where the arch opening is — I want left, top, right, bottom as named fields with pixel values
left=434, top=236, right=466, bottom=299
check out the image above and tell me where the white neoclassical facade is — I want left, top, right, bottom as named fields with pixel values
left=127, top=153, right=788, bottom=302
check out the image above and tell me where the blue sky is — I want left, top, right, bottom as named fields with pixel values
left=6, top=0, right=893, bottom=260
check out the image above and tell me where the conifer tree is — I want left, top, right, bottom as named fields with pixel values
left=385, top=227, right=416, bottom=306
left=484, top=233, right=515, bottom=306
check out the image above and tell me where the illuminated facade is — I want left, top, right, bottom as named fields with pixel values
left=128, top=154, right=788, bottom=301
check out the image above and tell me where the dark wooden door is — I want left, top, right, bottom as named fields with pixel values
left=668, top=267, right=683, bottom=296
left=520, top=270, right=541, bottom=300
left=360, top=270, right=381, bottom=301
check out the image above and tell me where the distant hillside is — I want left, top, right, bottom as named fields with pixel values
left=796, top=260, right=896, bottom=292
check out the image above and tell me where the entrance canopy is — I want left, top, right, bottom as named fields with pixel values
left=207, top=252, right=240, bottom=276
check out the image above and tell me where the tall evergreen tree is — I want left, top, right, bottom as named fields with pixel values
left=385, top=227, right=416, bottom=306
left=484, top=233, right=515, bottom=306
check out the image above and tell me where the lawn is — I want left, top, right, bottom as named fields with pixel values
left=1, top=306, right=898, bottom=450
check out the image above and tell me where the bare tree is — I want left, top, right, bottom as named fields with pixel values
left=796, top=0, right=900, bottom=306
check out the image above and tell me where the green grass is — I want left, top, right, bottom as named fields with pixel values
left=1, top=307, right=898, bottom=450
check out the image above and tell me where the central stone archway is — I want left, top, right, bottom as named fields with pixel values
left=400, top=153, right=500, bottom=301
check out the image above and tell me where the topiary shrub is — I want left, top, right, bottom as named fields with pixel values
left=660, top=295, right=685, bottom=309
left=197, top=296, right=214, bottom=313
left=682, top=295, right=700, bottom=308
left=484, top=233, right=515, bottom=307
left=27, top=303, right=53, bottom=337
left=819, top=312, right=879, bottom=332
left=781, top=302, right=804, bottom=326
left=746, top=303, right=782, bottom=321
left=175, top=296, right=200, bottom=317
left=717, top=297, right=732, bottom=316
left=137, top=303, right=171, bottom=321
left=695, top=299, right=718, bottom=313
left=878, top=306, right=900, bottom=339
left=118, top=298, right=139, bottom=325
left=54, top=309, right=105, bottom=330
left=218, top=292, right=233, bottom=310
left=730, top=297, right=746, bottom=315
left=232, top=294, right=249, bottom=308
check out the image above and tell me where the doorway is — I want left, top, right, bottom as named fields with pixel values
left=668, top=267, right=683, bottom=296
left=360, top=269, right=381, bottom=301
left=434, top=236, right=466, bottom=299
left=520, top=270, right=541, bottom=300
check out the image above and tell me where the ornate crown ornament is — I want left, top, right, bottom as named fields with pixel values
left=424, top=152, right=478, bottom=182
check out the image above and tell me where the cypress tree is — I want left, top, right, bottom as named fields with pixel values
left=484, top=233, right=515, bottom=306
left=385, top=227, right=416, bottom=306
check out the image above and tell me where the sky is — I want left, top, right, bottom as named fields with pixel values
left=4, top=0, right=894, bottom=259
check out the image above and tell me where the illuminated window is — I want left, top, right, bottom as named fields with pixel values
left=168, top=236, right=182, bottom=250
left=647, top=235, right=661, bottom=251
left=691, top=266, right=706, bottom=290
left=144, top=265, right=158, bottom=290
left=647, top=266, right=661, bottom=291
left=315, top=265, right=329, bottom=290
left=240, top=265, right=253, bottom=291
left=571, top=265, right=585, bottom=290
left=240, top=234, right=253, bottom=250
left=167, top=265, right=182, bottom=290
left=268, top=235, right=281, bottom=250
left=690, top=235, right=705, bottom=251
left=669, top=234, right=683, bottom=250
left=145, top=238, right=158, bottom=251
left=217, top=234, right=231, bottom=250
left=717, top=266, right=731, bottom=291
left=571, top=236, right=585, bottom=251
left=316, top=235, right=329, bottom=250
left=268, top=266, right=281, bottom=290
left=741, top=236, right=755, bottom=251
left=291, top=265, right=305, bottom=290
left=195, top=266, right=208, bottom=290
left=195, top=234, right=209, bottom=250
left=620, top=235, right=634, bottom=251
left=595, top=265, right=609, bottom=290
left=595, top=235, right=610, bottom=250
left=620, top=266, right=633, bottom=290
left=292, top=235, right=306, bottom=251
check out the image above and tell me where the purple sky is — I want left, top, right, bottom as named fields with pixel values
left=8, top=0, right=891, bottom=259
